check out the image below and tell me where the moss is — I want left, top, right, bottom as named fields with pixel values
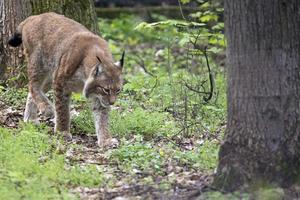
left=213, top=165, right=247, bottom=192
left=252, top=187, right=284, bottom=200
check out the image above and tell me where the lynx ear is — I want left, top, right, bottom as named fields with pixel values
left=115, top=51, right=125, bottom=69
left=93, top=65, right=102, bottom=77
left=96, top=56, right=102, bottom=63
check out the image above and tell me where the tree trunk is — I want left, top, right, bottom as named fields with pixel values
left=0, top=0, right=30, bottom=81
left=0, top=0, right=99, bottom=84
left=214, top=0, right=300, bottom=192
left=29, top=0, right=99, bottom=34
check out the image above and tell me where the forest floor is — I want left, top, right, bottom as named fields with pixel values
left=0, top=99, right=221, bottom=200
left=0, top=15, right=228, bottom=200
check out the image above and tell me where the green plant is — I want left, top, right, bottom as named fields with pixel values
left=109, top=142, right=164, bottom=174
left=100, top=14, right=157, bottom=47
left=72, top=109, right=95, bottom=134
left=0, top=123, right=104, bottom=199
left=0, top=87, right=28, bottom=108
left=109, top=107, right=177, bottom=138
left=199, top=191, right=250, bottom=200
left=174, top=141, right=219, bottom=171
left=72, top=106, right=178, bottom=138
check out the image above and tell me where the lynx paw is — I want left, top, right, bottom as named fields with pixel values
left=40, top=106, right=54, bottom=118
left=98, top=138, right=119, bottom=149
left=62, top=131, right=72, bottom=142
left=24, top=116, right=40, bottom=125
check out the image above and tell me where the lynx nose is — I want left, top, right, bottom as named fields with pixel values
left=109, top=96, right=116, bottom=105
left=109, top=100, right=115, bottom=105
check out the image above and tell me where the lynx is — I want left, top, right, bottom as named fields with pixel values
left=8, top=12, right=124, bottom=148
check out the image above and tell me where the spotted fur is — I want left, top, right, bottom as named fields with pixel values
left=9, top=12, right=124, bottom=147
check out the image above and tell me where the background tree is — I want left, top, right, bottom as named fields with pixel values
left=0, top=0, right=99, bottom=84
left=0, top=0, right=30, bottom=81
left=214, top=0, right=300, bottom=191
left=29, top=0, right=99, bottom=34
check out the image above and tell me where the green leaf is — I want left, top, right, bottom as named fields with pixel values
left=207, top=47, right=222, bottom=54
left=180, top=0, right=191, bottom=4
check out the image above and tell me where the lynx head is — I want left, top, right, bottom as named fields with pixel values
left=83, top=52, right=124, bottom=108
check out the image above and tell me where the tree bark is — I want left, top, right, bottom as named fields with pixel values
left=0, top=0, right=30, bottom=81
left=214, top=0, right=300, bottom=192
left=29, top=0, right=99, bottom=34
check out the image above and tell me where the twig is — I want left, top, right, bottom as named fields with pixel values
left=132, top=54, right=158, bottom=94
left=177, top=0, right=187, bottom=20
left=133, top=54, right=155, bottom=77
left=182, top=48, right=214, bottom=103
left=148, top=77, right=158, bottom=94
left=184, top=81, right=210, bottom=95
left=190, top=28, right=202, bottom=47
left=155, top=135, right=182, bottom=148
left=203, top=47, right=214, bottom=102
left=173, top=122, right=200, bottom=137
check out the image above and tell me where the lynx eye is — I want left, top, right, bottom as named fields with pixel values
left=116, top=88, right=122, bottom=94
left=98, top=86, right=110, bottom=95
left=103, top=88, right=110, bottom=95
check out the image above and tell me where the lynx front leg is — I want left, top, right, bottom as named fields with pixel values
left=24, top=93, right=39, bottom=123
left=91, top=99, right=118, bottom=148
left=25, top=78, right=53, bottom=123
left=93, top=109, right=111, bottom=147
left=27, top=57, right=54, bottom=118
left=54, top=84, right=72, bottom=140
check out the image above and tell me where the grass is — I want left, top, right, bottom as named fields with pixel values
left=174, top=141, right=219, bottom=171
left=0, top=122, right=220, bottom=199
left=0, top=123, right=104, bottom=200
left=72, top=107, right=178, bottom=137
left=110, top=139, right=219, bottom=174
left=0, top=87, right=28, bottom=108
left=110, top=141, right=164, bottom=174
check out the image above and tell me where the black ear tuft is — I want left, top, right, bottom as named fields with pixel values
left=120, top=51, right=125, bottom=68
left=96, top=56, right=102, bottom=63
left=8, top=32, right=22, bottom=47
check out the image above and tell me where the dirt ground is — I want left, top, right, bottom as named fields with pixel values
left=0, top=100, right=215, bottom=200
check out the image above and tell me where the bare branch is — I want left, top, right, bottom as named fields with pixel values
left=202, top=47, right=214, bottom=102
left=177, top=0, right=187, bottom=21
left=184, top=81, right=210, bottom=95
left=132, top=54, right=156, bottom=77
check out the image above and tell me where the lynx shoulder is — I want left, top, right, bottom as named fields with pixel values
left=8, top=12, right=124, bottom=148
